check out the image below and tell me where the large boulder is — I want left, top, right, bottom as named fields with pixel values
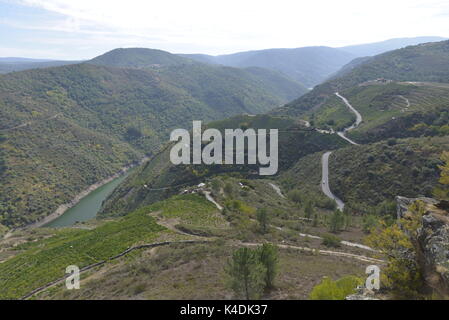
left=396, top=196, right=449, bottom=297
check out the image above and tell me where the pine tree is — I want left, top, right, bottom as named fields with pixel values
left=304, top=201, right=314, bottom=219
left=225, top=248, right=266, bottom=300
left=312, top=214, right=319, bottom=227
left=257, top=243, right=279, bottom=289
left=256, top=208, right=269, bottom=233
left=329, top=210, right=344, bottom=233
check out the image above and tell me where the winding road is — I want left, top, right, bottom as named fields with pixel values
left=321, top=93, right=363, bottom=211
left=321, top=151, right=345, bottom=211
left=335, top=92, right=361, bottom=146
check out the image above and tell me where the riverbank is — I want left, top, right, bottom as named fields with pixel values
left=29, top=156, right=149, bottom=229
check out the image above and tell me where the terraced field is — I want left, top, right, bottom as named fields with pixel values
left=307, top=82, right=449, bottom=138
left=0, top=209, right=167, bottom=299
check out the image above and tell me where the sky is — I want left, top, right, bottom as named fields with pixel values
left=1, top=0, right=449, bottom=60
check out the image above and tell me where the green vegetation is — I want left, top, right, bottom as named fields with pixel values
left=281, top=136, right=449, bottom=213
left=101, top=114, right=347, bottom=216
left=0, top=207, right=166, bottom=299
left=184, top=46, right=356, bottom=87
left=329, top=210, right=347, bottom=233
left=0, top=47, right=305, bottom=227
left=225, top=247, right=266, bottom=299
left=146, top=193, right=229, bottom=235
left=309, top=276, right=363, bottom=300
left=256, top=208, right=269, bottom=233
left=225, top=244, right=279, bottom=299
left=307, top=82, right=449, bottom=144
left=329, top=137, right=448, bottom=208
left=275, top=40, right=449, bottom=117
left=89, top=48, right=196, bottom=68
left=258, top=243, right=279, bottom=289
left=366, top=202, right=426, bottom=299
left=321, top=233, right=341, bottom=248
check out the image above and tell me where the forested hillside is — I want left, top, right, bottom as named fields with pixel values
left=100, top=114, right=347, bottom=216
left=0, top=48, right=305, bottom=227
left=183, top=46, right=356, bottom=87
left=274, top=40, right=449, bottom=117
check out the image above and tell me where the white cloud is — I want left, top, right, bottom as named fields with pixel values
left=3, top=0, right=449, bottom=58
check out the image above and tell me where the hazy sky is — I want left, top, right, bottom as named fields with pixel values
left=1, top=0, right=449, bottom=60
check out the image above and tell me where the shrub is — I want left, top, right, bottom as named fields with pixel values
left=321, top=233, right=341, bottom=248
left=309, top=276, right=362, bottom=300
left=287, top=189, right=302, bottom=204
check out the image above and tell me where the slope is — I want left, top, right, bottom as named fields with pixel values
left=0, top=50, right=303, bottom=227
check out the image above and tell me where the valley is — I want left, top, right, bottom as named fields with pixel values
left=1, top=36, right=449, bottom=301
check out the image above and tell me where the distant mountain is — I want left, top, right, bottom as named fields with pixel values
left=0, top=48, right=306, bottom=227
left=328, top=57, right=372, bottom=79
left=181, top=37, right=446, bottom=88
left=182, top=47, right=356, bottom=88
left=274, top=40, right=449, bottom=117
left=0, top=60, right=81, bottom=74
left=89, top=48, right=196, bottom=68
left=339, top=36, right=447, bottom=57
left=87, top=47, right=307, bottom=101
left=0, top=57, right=54, bottom=63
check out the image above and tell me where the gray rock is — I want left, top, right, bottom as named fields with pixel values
left=396, top=196, right=449, bottom=297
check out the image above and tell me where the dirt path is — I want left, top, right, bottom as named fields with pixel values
left=243, top=242, right=383, bottom=264
left=203, top=191, right=223, bottom=211
left=268, top=183, right=286, bottom=198
left=21, top=240, right=210, bottom=300
left=0, top=113, right=62, bottom=132
left=398, top=95, right=410, bottom=112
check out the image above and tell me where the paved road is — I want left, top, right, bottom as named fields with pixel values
left=321, top=151, right=345, bottom=211
left=320, top=93, right=364, bottom=210
left=335, top=92, right=361, bottom=145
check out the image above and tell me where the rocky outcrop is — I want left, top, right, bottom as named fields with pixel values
left=396, top=196, right=449, bottom=298
left=346, top=287, right=380, bottom=300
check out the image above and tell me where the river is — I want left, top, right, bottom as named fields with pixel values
left=44, top=171, right=131, bottom=228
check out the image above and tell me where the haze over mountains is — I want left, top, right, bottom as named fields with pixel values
left=275, top=39, right=449, bottom=117
left=181, top=36, right=447, bottom=87
left=1, top=36, right=445, bottom=88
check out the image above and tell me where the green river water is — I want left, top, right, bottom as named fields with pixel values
left=45, top=171, right=131, bottom=228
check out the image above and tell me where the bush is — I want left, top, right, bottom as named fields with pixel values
left=328, top=210, right=345, bottom=233
left=362, top=215, right=379, bottom=233
left=321, top=233, right=341, bottom=248
left=287, top=189, right=302, bottom=204
left=387, top=138, right=397, bottom=146
left=309, top=276, right=362, bottom=300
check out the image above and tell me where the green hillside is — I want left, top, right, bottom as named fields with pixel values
left=0, top=206, right=167, bottom=299
left=275, top=40, right=449, bottom=117
left=0, top=52, right=304, bottom=227
left=89, top=48, right=194, bottom=68
left=304, top=82, right=449, bottom=141
left=100, top=114, right=347, bottom=216
left=279, top=136, right=448, bottom=213
left=183, top=46, right=356, bottom=87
